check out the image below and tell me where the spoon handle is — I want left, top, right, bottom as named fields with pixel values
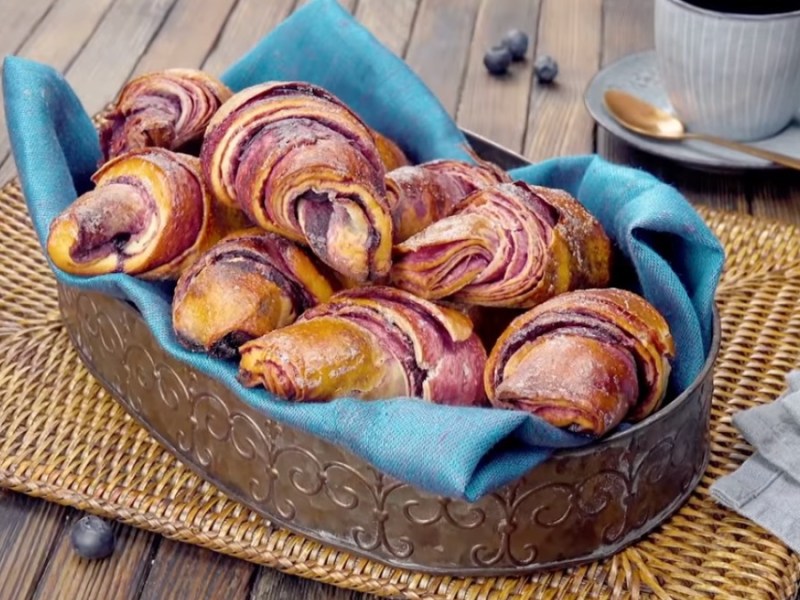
left=686, top=132, right=800, bottom=170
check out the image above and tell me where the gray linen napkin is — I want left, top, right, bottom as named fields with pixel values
left=710, top=371, right=800, bottom=552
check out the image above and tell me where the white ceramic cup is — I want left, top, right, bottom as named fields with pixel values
left=654, top=0, right=800, bottom=141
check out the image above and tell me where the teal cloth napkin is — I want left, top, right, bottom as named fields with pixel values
left=2, top=0, right=724, bottom=501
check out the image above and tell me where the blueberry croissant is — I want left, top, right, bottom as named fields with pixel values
left=391, top=181, right=612, bottom=308
left=485, top=288, right=676, bottom=436
left=386, top=159, right=511, bottom=242
left=99, top=69, right=232, bottom=161
left=46, top=148, right=247, bottom=279
left=238, top=286, right=487, bottom=405
left=200, top=82, right=394, bottom=283
left=172, top=230, right=338, bottom=358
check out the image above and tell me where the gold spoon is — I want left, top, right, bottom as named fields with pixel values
left=603, top=89, right=800, bottom=170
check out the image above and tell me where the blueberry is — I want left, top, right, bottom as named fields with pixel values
left=534, top=55, right=559, bottom=84
left=502, top=29, right=529, bottom=61
left=70, top=516, right=115, bottom=560
left=484, top=45, right=512, bottom=75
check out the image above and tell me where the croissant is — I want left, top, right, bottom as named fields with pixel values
left=373, top=130, right=410, bottom=171
left=47, top=148, right=247, bottom=279
left=200, top=82, right=393, bottom=283
left=238, top=286, right=487, bottom=405
left=99, top=69, right=232, bottom=161
left=386, top=159, right=511, bottom=242
left=484, top=288, right=676, bottom=436
left=172, top=229, right=338, bottom=358
left=391, top=181, right=612, bottom=308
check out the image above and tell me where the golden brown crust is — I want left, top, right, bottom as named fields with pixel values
left=199, top=81, right=393, bottom=284
left=172, top=230, right=338, bottom=358
left=99, top=69, right=232, bottom=161
left=238, top=286, right=487, bottom=405
left=385, top=159, right=510, bottom=242
left=484, top=288, right=675, bottom=436
left=391, top=181, right=612, bottom=308
left=46, top=148, right=247, bottom=279
left=372, top=130, right=410, bottom=171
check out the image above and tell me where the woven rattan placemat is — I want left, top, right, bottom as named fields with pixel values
left=1, top=175, right=799, bottom=600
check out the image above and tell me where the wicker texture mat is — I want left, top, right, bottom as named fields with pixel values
left=1, top=175, right=799, bottom=600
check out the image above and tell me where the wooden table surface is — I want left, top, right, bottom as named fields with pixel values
left=0, top=0, right=799, bottom=598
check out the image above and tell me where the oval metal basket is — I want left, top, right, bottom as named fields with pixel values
left=58, top=131, right=720, bottom=576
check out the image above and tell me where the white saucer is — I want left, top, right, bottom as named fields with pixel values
left=584, top=50, right=800, bottom=171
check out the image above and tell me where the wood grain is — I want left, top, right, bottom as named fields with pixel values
left=595, top=0, right=661, bottom=174
left=750, top=172, right=800, bottom=224
left=132, top=0, right=238, bottom=75
left=201, top=0, right=296, bottom=76
left=0, top=0, right=55, bottom=57
left=252, top=568, right=369, bottom=600
left=666, top=166, right=750, bottom=213
left=1, top=0, right=177, bottom=181
left=14, top=0, right=116, bottom=69
left=456, top=0, right=540, bottom=153
left=298, top=0, right=357, bottom=11
left=64, top=0, right=177, bottom=116
left=595, top=0, right=659, bottom=173
left=355, top=0, right=419, bottom=57
left=0, top=493, right=69, bottom=600
left=599, top=134, right=749, bottom=214
left=138, top=541, right=255, bottom=600
left=595, top=0, right=657, bottom=170
left=523, top=0, right=602, bottom=161
left=0, top=160, right=15, bottom=188
left=31, top=516, right=155, bottom=600
left=0, top=0, right=116, bottom=183
left=404, top=0, right=481, bottom=116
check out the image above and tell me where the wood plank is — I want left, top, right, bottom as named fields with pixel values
left=355, top=0, right=419, bottom=57
left=138, top=540, right=254, bottom=600
left=404, top=0, right=481, bottom=116
left=597, top=128, right=748, bottom=214
left=523, top=0, right=602, bottom=161
left=14, top=0, right=116, bottom=69
left=0, top=157, right=17, bottom=187
left=664, top=164, right=749, bottom=213
left=0, top=0, right=117, bottom=183
left=252, top=567, right=368, bottom=600
left=132, top=0, right=238, bottom=75
left=596, top=0, right=748, bottom=214
left=298, top=0, right=357, bottom=11
left=595, top=0, right=656, bottom=168
left=601, top=0, right=654, bottom=65
left=595, top=0, right=656, bottom=174
left=63, top=0, right=176, bottom=116
left=0, top=0, right=55, bottom=57
left=31, top=513, right=155, bottom=600
left=201, top=0, right=296, bottom=77
left=750, top=171, right=800, bottom=224
left=455, top=0, right=540, bottom=153
left=0, top=492, right=69, bottom=600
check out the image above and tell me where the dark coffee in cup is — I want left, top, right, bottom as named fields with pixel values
left=683, top=0, right=800, bottom=15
